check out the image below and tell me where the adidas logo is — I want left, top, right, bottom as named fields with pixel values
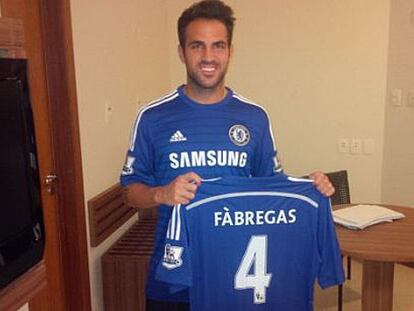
left=169, top=130, right=187, bottom=143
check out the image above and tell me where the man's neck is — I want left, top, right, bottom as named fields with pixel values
left=183, top=84, right=227, bottom=104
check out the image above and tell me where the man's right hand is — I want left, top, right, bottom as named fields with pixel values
left=154, top=172, right=202, bottom=206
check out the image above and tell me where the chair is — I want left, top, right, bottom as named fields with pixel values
left=325, top=170, right=351, bottom=311
left=326, top=170, right=351, bottom=206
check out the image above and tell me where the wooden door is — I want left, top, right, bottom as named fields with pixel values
left=0, top=1, right=91, bottom=310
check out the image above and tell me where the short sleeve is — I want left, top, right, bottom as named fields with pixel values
left=120, top=110, right=156, bottom=186
left=252, top=112, right=282, bottom=176
left=155, top=204, right=193, bottom=292
left=317, top=197, right=345, bottom=289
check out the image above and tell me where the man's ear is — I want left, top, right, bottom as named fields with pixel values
left=229, top=44, right=234, bottom=59
left=178, top=44, right=185, bottom=64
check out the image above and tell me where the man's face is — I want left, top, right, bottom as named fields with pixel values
left=179, top=19, right=232, bottom=91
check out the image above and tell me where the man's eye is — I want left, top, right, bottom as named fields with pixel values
left=215, top=43, right=227, bottom=49
left=190, top=43, right=202, bottom=49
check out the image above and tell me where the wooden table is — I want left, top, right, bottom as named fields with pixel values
left=334, top=204, right=414, bottom=311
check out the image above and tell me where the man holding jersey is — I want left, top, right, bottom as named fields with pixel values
left=121, top=1, right=335, bottom=310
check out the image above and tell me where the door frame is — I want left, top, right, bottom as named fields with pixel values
left=38, top=1, right=91, bottom=310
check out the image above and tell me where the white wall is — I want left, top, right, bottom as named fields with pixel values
left=382, top=0, right=414, bottom=207
left=70, top=1, right=170, bottom=310
left=167, top=0, right=390, bottom=203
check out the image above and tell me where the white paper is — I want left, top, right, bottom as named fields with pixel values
left=333, top=205, right=405, bottom=230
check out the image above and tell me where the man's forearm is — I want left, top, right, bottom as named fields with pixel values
left=123, top=183, right=161, bottom=209
left=123, top=172, right=202, bottom=208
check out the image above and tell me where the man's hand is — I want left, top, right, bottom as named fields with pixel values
left=309, top=171, right=335, bottom=197
left=154, top=172, right=202, bottom=206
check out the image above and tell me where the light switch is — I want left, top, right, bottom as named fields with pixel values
left=337, top=139, right=350, bottom=153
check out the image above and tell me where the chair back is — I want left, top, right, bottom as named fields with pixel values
left=326, top=170, right=351, bottom=205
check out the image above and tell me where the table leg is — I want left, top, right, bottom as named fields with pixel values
left=361, top=261, right=394, bottom=311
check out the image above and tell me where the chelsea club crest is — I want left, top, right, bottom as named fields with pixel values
left=229, top=124, right=250, bottom=146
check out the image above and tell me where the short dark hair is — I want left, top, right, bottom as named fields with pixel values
left=178, top=0, right=236, bottom=47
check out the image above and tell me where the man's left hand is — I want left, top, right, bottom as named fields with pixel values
left=309, top=171, right=335, bottom=197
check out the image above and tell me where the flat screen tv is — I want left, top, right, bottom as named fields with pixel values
left=0, top=58, right=45, bottom=289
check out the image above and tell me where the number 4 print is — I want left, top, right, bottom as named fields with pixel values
left=234, top=235, right=272, bottom=304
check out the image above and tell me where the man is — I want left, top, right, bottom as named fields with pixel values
left=121, top=1, right=334, bottom=310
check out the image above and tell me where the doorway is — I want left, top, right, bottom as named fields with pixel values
left=0, top=1, right=91, bottom=310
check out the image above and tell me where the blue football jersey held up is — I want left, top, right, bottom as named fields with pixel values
left=156, top=174, right=344, bottom=311
left=120, top=86, right=282, bottom=302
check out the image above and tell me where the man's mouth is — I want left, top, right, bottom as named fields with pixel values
left=202, top=67, right=215, bottom=72
left=200, top=63, right=217, bottom=74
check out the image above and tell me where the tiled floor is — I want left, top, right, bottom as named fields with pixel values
left=314, top=259, right=414, bottom=311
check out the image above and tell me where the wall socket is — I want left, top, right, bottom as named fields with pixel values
left=350, top=138, right=363, bottom=154
left=338, top=138, right=375, bottom=155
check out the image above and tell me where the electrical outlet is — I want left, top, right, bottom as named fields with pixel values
left=350, top=138, right=362, bottom=155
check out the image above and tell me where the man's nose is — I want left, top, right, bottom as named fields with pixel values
left=202, top=47, right=214, bottom=62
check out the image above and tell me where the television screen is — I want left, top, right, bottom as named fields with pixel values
left=0, top=58, right=45, bottom=289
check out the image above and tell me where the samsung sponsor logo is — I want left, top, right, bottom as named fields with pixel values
left=214, top=207, right=297, bottom=227
left=169, top=150, right=247, bottom=169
